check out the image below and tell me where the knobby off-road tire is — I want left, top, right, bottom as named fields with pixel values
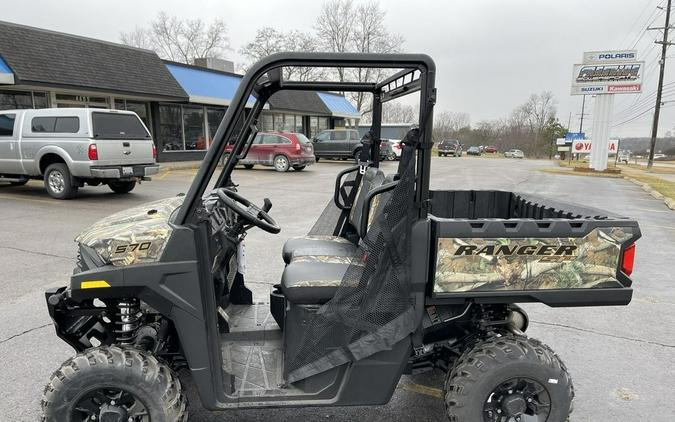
left=42, top=346, right=187, bottom=422
left=444, top=335, right=574, bottom=422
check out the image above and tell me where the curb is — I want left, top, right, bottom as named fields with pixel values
left=623, top=176, right=675, bottom=210
left=158, top=161, right=204, bottom=173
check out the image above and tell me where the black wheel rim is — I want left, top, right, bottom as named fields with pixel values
left=483, top=377, right=552, bottom=422
left=72, top=387, right=150, bottom=422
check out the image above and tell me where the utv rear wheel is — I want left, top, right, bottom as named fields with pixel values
left=44, top=163, right=78, bottom=199
left=274, top=155, right=290, bottom=172
left=108, top=181, right=136, bottom=194
left=42, top=346, right=187, bottom=422
left=444, top=335, right=573, bottom=422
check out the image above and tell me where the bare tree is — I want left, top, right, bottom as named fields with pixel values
left=361, top=101, right=418, bottom=124
left=315, top=0, right=404, bottom=112
left=119, top=27, right=154, bottom=51
left=433, top=110, right=471, bottom=141
left=120, top=12, right=229, bottom=64
left=240, top=27, right=322, bottom=81
left=520, top=91, right=557, bottom=151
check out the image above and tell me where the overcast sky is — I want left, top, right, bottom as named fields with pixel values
left=3, top=0, right=673, bottom=137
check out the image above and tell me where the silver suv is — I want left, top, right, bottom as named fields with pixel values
left=0, top=108, right=158, bottom=199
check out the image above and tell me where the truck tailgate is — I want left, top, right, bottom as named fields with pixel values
left=96, top=139, right=154, bottom=165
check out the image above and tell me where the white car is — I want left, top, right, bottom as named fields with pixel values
left=504, top=149, right=524, bottom=159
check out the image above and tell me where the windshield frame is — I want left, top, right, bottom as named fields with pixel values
left=174, top=52, right=436, bottom=226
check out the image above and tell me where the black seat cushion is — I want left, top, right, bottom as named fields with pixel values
left=281, top=256, right=364, bottom=304
left=282, top=235, right=359, bottom=264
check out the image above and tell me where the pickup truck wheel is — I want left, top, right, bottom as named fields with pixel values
left=274, top=155, right=290, bottom=172
left=444, top=335, right=573, bottom=422
left=108, top=181, right=136, bottom=194
left=42, top=346, right=188, bottom=422
left=315, top=157, right=321, bottom=162
left=44, top=163, right=77, bottom=199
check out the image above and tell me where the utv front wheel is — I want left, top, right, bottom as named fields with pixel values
left=42, top=346, right=187, bottom=422
left=444, top=335, right=573, bottom=422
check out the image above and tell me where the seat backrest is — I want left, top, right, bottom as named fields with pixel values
left=349, top=167, right=385, bottom=238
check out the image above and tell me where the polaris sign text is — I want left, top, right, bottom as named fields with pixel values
left=571, top=62, right=643, bottom=95
left=583, top=50, right=637, bottom=64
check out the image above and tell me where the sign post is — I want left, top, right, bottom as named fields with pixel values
left=571, top=50, right=642, bottom=171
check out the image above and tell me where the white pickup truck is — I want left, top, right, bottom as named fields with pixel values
left=0, top=108, right=158, bottom=199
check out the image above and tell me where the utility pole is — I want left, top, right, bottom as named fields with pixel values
left=579, top=95, right=587, bottom=133
left=648, top=0, right=672, bottom=169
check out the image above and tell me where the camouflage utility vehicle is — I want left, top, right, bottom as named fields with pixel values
left=42, top=53, right=640, bottom=422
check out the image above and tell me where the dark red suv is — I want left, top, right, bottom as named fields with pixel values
left=225, top=131, right=315, bottom=172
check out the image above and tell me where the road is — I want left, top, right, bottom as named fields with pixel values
left=0, top=157, right=673, bottom=421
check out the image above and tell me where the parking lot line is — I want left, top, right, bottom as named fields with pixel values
left=0, top=193, right=63, bottom=206
left=156, top=170, right=172, bottom=180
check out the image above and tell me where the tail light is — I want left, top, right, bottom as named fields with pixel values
left=394, top=143, right=402, bottom=150
left=88, top=144, right=98, bottom=160
left=152, top=143, right=157, bottom=159
left=295, top=142, right=301, bottom=152
left=621, top=243, right=636, bottom=276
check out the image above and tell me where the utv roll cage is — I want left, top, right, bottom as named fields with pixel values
left=176, top=53, right=436, bottom=225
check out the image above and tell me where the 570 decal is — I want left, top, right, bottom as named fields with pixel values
left=113, top=242, right=152, bottom=254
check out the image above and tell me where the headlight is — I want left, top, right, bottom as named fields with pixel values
left=77, top=244, right=106, bottom=272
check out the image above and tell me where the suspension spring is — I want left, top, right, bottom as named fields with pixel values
left=115, top=299, right=142, bottom=344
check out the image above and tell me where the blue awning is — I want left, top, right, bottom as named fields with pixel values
left=0, top=55, right=14, bottom=85
left=166, top=63, right=255, bottom=107
left=317, top=92, right=360, bottom=119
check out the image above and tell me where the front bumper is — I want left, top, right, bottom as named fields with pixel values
left=90, top=164, right=159, bottom=179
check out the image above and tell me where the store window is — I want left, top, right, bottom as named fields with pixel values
left=207, top=107, right=226, bottom=146
left=261, top=113, right=273, bottom=131
left=183, top=106, right=206, bottom=150
left=310, top=116, right=318, bottom=137
left=0, top=91, right=33, bottom=110
left=33, top=92, right=49, bottom=109
left=295, top=116, right=304, bottom=133
left=159, top=104, right=183, bottom=151
left=274, top=114, right=284, bottom=131
left=114, top=99, right=151, bottom=130
left=318, top=116, right=329, bottom=132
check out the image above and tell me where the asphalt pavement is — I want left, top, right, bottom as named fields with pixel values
left=0, top=156, right=673, bottom=421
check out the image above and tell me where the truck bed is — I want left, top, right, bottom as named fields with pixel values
left=426, top=190, right=641, bottom=307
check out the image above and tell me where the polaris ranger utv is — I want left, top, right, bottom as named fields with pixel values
left=42, top=53, right=640, bottom=422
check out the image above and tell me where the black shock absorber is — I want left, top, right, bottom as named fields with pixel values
left=115, top=299, right=142, bottom=344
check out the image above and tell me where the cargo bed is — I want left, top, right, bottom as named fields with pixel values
left=423, top=190, right=641, bottom=307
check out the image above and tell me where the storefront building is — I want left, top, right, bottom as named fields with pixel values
left=0, top=21, right=360, bottom=162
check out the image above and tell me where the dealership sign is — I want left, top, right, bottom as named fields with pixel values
left=571, top=50, right=643, bottom=95
left=583, top=50, right=637, bottom=64
left=572, top=139, right=618, bottom=154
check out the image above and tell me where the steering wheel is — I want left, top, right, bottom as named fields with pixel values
left=216, top=188, right=281, bottom=234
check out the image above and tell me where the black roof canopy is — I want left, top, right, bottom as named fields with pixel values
left=0, top=20, right=187, bottom=101
left=267, top=90, right=332, bottom=115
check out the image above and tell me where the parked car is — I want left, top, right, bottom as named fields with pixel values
left=466, top=146, right=481, bottom=156
left=0, top=108, right=158, bottom=199
left=380, top=139, right=399, bottom=161
left=653, top=153, right=667, bottom=161
left=225, top=131, right=315, bottom=172
left=484, top=145, right=497, bottom=154
left=504, top=149, right=525, bottom=159
left=312, top=129, right=362, bottom=161
left=437, top=139, right=462, bottom=157
left=617, top=151, right=630, bottom=164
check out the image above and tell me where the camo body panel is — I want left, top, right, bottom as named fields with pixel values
left=434, top=227, right=634, bottom=293
left=291, top=255, right=365, bottom=266
left=76, top=196, right=184, bottom=267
